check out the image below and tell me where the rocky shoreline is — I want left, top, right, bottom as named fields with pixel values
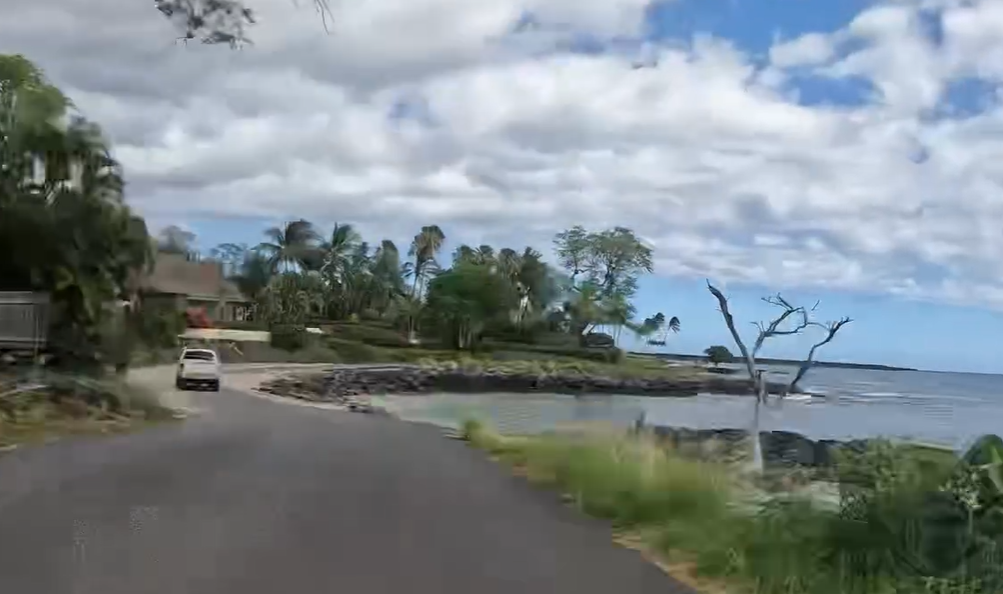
left=647, top=426, right=873, bottom=470
left=256, top=364, right=787, bottom=402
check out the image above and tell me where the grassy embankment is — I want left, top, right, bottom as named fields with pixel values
left=461, top=420, right=1001, bottom=594
left=0, top=376, right=179, bottom=449
left=140, top=320, right=707, bottom=381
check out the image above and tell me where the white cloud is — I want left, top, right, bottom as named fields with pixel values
left=770, top=32, right=836, bottom=68
left=2, top=0, right=1003, bottom=309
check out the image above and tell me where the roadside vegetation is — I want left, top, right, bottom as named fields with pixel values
left=0, top=54, right=176, bottom=444
left=0, top=377, right=178, bottom=449
left=463, top=420, right=1003, bottom=594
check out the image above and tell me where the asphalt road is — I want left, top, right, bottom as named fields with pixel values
left=0, top=379, right=695, bottom=594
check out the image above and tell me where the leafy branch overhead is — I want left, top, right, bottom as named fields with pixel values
left=155, top=0, right=334, bottom=47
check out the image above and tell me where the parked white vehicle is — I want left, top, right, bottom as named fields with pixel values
left=175, top=348, right=221, bottom=391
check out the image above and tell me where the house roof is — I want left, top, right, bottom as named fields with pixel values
left=141, top=252, right=248, bottom=302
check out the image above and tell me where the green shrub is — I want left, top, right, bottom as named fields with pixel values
left=326, top=337, right=393, bottom=363
left=479, top=341, right=623, bottom=364
left=464, top=428, right=1003, bottom=594
left=270, top=324, right=308, bottom=351
left=135, top=306, right=185, bottom=349
left=326, top=322, right=412, bottom=348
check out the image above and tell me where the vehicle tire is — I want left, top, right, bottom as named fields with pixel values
left=175, top=378, right=186, bottom=391
left=211, top=380, right=220, bottom=392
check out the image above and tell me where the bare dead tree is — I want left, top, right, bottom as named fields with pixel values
left=707, top=280, right=851, bottom=470
left=707, top=281, right=851, bottom=396
left=787, top=317, right=852, bottom=393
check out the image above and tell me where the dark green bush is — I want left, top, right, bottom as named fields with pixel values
left=479, top=340, right=622, bottom=363
left=326, top=322, right=411, bottom=348
left=135, top=305, right=185, bottom=349
left=270, top=324, right=308, bottom=351
left=326, top=337, right=393, bottom=363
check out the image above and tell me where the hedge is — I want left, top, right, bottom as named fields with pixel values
left=324, top=322, right=413, bottom=348
left=478, top=340, right=624, bottom=364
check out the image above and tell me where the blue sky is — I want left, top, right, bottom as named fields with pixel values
left=137, top=0, right=1003, bottom=376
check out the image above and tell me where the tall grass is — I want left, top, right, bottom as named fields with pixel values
left=461, top=420, right=1002, bottom=594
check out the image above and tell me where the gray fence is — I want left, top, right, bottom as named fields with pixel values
left=0, top=291, right=50, bottom=351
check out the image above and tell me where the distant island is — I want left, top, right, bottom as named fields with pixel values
left=632, top=352, right=917, bottom=372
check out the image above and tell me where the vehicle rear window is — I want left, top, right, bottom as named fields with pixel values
left=183, top=350, right=216, bottom=361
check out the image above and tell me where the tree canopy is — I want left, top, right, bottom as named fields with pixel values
left=192, top=219, right=676, bottom=354
left=704, top=345, right=734, bottom=367
left=0, top=54, right=153, bottom=368
left=155, top=0, right=333, bottom=47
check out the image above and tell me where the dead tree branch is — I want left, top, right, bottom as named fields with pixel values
left=707, top=281, right=852, bottom=398
left=706, top=281, right=757, bottom=384
left=750, top=294, right=810, bottom=356
left=787, top=317, right=852, bottom=393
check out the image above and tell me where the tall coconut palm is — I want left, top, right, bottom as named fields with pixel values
left=231, top=249, right=273, bottom=303
left=369, top=239, right=404, bottom=315
left=601, top=293, right=636, bottom=343
left=257, top=219, right=319, bottom=273
left=407, top=224, right=445, bottom=297
left=318, top=222, right=360, bottom=282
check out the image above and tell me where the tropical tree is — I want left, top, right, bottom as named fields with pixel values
left=643, top=313, right=681, bottom=346
left=256, top=273, right=324, bottom=327
left=423, top=262, right=518, bottom=350
left=704, top=345, right=734, bottom=367
left=229, top=248, right=273, bottom=304
left=158, top=225, right=197, bottom=256
left=257, top=219, right=320, bottom=273
left=368, top=239, right=405, bottom=316
left=553, top=225, right=653, bottom=299
left=210, top=242, right=248, bottom=277
left=317, top=222, right=360, bottom=280
left=0, top=54, right=153, bottom=370
left=407, top=224, right=445, bottom=298
left=388, top=294, right=423, bottom=343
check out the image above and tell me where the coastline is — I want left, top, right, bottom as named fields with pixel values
left=256, top=363, right=790, bottom=401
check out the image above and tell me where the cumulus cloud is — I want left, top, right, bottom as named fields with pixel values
left=2, top=0, right=1003, bottom=309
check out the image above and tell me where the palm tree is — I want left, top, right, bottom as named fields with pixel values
left=318, top=222, right=360, bottom=282
left=257, top=219, right=319, bottom=273
left=408, top=224, right=445, bottom=297
left=369, top=239, right=404, bottom=315
left=601, top=294, right=636, bottom=344
left=231, top=249, right=273, bottom=303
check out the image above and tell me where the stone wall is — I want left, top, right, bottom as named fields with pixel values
left=310, top=365, right=788, bottom=398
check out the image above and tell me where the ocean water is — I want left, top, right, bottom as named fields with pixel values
left=382, top=367, right=1003, bottom=451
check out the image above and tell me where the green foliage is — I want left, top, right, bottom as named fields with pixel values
left=325, top=337, right=394, bottom=363
left=270, top=324, right=308, bottom=351
left=1, top=54, right=153, bottom=371
left=268, top=325, right=310, bottom=353
left=423, top=262, right=519, bottom=350
left=553, top=225, right=653, bottom=299
left=464, top=430, right=1003, bottom=594
left=134, top=305, right=185, bottom=348
left=704, top=345, right=735, bottom=366
left=325, top=322, right=411, bottom=348
left=256, top=273, right=323, bottom=326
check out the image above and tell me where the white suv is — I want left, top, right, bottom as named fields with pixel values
left=175, top=348, right=221, bottom=391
